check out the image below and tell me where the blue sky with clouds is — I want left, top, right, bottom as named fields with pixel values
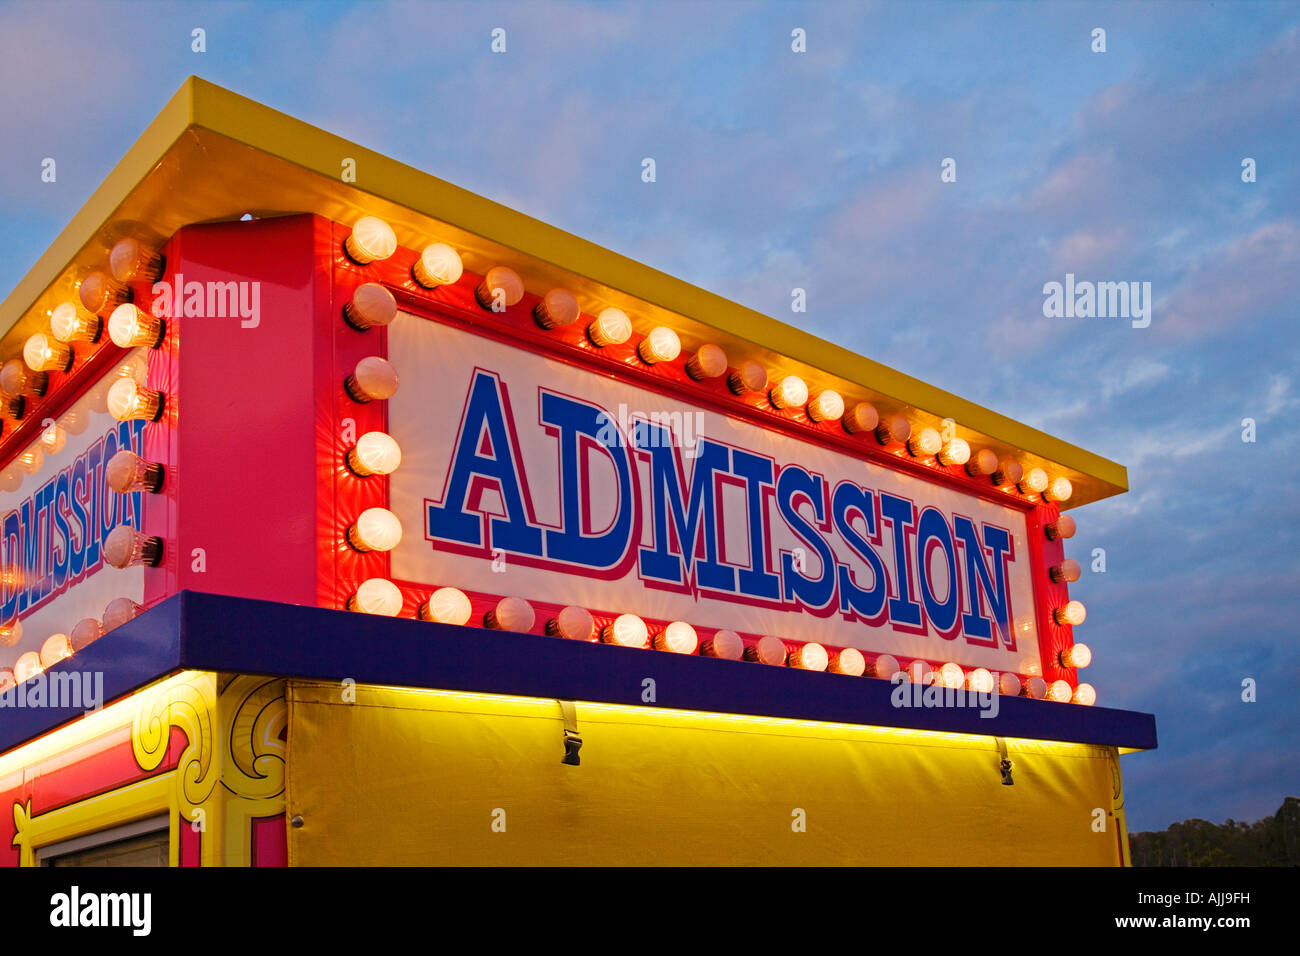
left=0, top=0, right=1296, bottom=833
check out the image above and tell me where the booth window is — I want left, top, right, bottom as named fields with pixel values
left=37, top=816, right=169, bottom=867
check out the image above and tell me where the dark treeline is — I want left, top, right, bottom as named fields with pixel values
left=1130, top=797, right=1299, bottom=866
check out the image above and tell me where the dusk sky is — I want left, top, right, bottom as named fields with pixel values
left=0, top=0, right=1295, bottom=833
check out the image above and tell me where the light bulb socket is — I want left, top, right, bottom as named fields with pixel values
left=1045, top=515, right=1077, bottom=541
left=80, top=271, right=131, bottom=315
left=103, top=526, right=164, bottom=569
left=24, top=334, right=73, bottom=373
left=533, top=288, right=580, bottom=330
left=108, top=304, right=165, bottom=349
left=875, top=415, right=910, bottom=446
left=727, top=361, right=768, bottom=396
left=1049, top=559, right=1082, bottom=584
left=109, top=238, right=165, bottom=283
left=344, top=218, right=398, bottom=265
left=106, top=449, right=164, bottom=494
left=991, top=460, right=1023, bottom=487
left=107, top=379, right=164, bottom=422
left=475, top=267, right=525, bottom=312
left=684, top=344, right=728, bottom=380
left=842, top=402, right=879, bottom=434
left=411, top=243, right=464, bottom=289
left=965, top=448, right=999, bottom=477
left=0, top=359, right=46, bottom=398
left=51, top=303, right=102, bottom=344
left=343, top=283, right=398, bottom=331
left=0, top=395, right=24, bottom=421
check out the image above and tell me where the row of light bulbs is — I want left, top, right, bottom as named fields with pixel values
left=341, top=579, right=1097, bottom=705
left=339, top=214, right=1096, bottom=691
left=340, top=216, right=1077, bottom=503
left=0, top=597, right=142, bottom=691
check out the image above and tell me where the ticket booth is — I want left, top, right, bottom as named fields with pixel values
left=0, top=78, right=1155, bottom=866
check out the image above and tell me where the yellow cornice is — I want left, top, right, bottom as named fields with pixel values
left=0, top=77, right=1126, bottom=505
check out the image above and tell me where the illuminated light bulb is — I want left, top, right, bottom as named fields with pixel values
left=768, top=375, right=809, bottom=410
left=601, top=613, right=650, bottom=648
left=875, top=414, right=911, bottom=446
left=727, top=360, right=768, bottom=395
left=108, top=303, right=165, bottom=349
left=103, top=526, right=163, bottom=568
left=412, top=242, right=464, bottom=288
left=1019, top=467, right=1049, bottom=494
left=344, top=356, right=399, bottom=403
left=871, top=653, right=901, bottom=679
left=109, top=237, right=164, bottom=282
left=484, top=596, right=535, bottom=632
left=1, top=357, right=44, bottom=398
left=1073, top=683, right=1097, bottom=706
left=102, top=597, right=143, bottom=631
left=51, top=302, right=101, bottom=343
left=79, top=270, right=130, bottom=315
left=106, top=378, right=163, bottom=422
left=991, top=459, right=1023, bottom=487
left=0, top=471, right=18, bottom=492
left=0, top=396, right=23, bottom=422
left=0, top=669, right=12, bottom=692
left=1060, top=643, right=1092, bottom=669
left=807, top=389, right=845, bottom=422
left=418, top=587, right=473, bottom=626
left=637, top=326, right=681, bottom=364
left=106, top=449, right=164, bottom=494
left=0, top=617, right=21, bottom=647
left=533, top=288, right=580, bottom=329
left=1049, top=558, right=1082, bottom=584
left=475, top=267, right=525, bottom=311
left=14, top=652, right=41, bottom=683
left=700, top=629, right=744, bottom=660
left=343, top=282, right=398, bottom=330
left=1022, top=676, right=1047, bottom=699
left=1044, top=477, right=1073, bottom=503
left=38, top=422, right=66, bottom=455
left=999, top=672, right=1022, bottom=697
left=744, top=635, right=789, bottom=666
left=347, top=578, right=404, bottom=616
left=938, top=438, right=971, bottom=467
left=905, top=659, right=933, bottom=684
left=653, top=621, right=699, bottom=654
left=346, top=507, right=403, bottom=552
left=346, top=431, right=402, bottom=477
left=344, top=216, right=397, bottom=264
left=1045, top=514, right=1077, bottom=541
left=24, top=333, right=72, bottom=373
left=787, top=641, right=829, bottom=671
left=70, top=618, right=104, bottom=652
left=685, top=343, right=728, bottom=380
left=1046, top=679, right=1073, bottom=703
left=907, top=427, right=942, bottom=458
left=14, top=449, right=43, bottom=474
left=828, top=647, right=866, bottom=676
left=937, top=662, right=965, bottom=689
left=545, top=605, right=596, bottom=642
left=965, top=448, right=999, bottom=477
left=842, top=401, right=879, bottom=434
left=1053, top=600, right=1087, bottom=627
left=587, top=308, right=632, bottom=347
left=966, top=667, right=994, bottom=693
left=40, top=633, right=72, bottom=668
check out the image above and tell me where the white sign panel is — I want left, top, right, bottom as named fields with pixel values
left=389, top=315, right=1040, bottom=673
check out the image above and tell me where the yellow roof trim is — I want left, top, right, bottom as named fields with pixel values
left=0, top=77, right=1127, bottom=505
